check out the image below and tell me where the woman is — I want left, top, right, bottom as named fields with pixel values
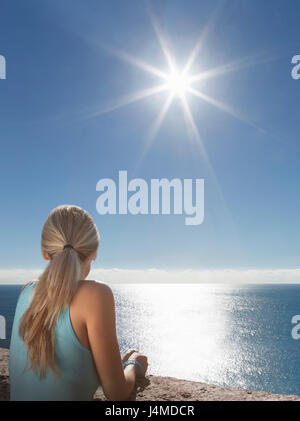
left=9, top=205, right=148, bottom=401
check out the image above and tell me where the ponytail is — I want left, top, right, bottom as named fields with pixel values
left=19, top=205, right=99, bottom=378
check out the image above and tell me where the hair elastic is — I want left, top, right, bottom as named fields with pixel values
left=63, top=244, right=74, bottom=250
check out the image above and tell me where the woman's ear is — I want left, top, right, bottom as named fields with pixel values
left=92, top=249, right=98, bottom=261
left=42, top=250, right=51, bottom=261
left=90, top=249, right=98, bottom=261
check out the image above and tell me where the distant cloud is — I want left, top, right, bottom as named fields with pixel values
left=0, top=267, right=299, bottom=285
left=0, top=269, right=42, bottom=285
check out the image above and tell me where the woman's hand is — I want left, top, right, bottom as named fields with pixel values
left=126, top=351, right=148, bottom=377
left=121, top=349, right=138, bottom=363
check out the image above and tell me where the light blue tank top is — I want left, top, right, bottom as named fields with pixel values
left=9, top=282, right=100, bottom=401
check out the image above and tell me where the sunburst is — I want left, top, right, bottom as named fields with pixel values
left=82, top=11, right=274, bottom=158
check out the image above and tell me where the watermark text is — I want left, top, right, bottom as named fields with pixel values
left=0, top=315, right=6, bottom=340
left=291, top=315, right=300, bottom=339
left=0, top=55, right=6, bottom=80
left=291, top=55, right=300, bottom=80
left=96, top=171, right=204, bottom=226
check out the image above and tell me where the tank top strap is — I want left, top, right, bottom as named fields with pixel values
left=19, top=281, right=35, bottom=297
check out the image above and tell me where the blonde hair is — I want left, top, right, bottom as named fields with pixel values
left=19, top=205, right=100, bottom=378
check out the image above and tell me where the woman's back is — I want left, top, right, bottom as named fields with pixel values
left=9, top=282, right=100, bottom=401
left=9, top=205, right=148, bottom=401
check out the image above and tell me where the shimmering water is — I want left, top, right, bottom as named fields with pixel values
left=1, top=283, right=300, bottom=395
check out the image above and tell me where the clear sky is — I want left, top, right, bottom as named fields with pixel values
left=0, top=0, right=300, bottom=282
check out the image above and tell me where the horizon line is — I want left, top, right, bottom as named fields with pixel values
left=0, top=267, right=299, bottom=285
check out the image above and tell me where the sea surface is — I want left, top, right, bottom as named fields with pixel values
left=1, top=283, right=300, bottom=396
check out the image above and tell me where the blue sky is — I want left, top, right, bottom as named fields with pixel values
left=0, top=0, right=300, bottom=281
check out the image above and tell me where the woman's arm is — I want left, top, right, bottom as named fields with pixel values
left=83, top=282, right=143, bottom=401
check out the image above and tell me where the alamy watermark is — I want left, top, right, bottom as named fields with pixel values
left=291, top=55, right=300, bottom=80
left=291, top=315, right=300, bottom=339
left=0, top=315, right=6, bottom=340
left=96, top=171, right=204, bottom=226
left=0, top=54, right=6, bottom=80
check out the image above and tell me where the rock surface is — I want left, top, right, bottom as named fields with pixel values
left=1, top=348, right=299, bottom=401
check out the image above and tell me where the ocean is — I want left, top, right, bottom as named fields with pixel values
left=1, top=283, right=300, bottom=396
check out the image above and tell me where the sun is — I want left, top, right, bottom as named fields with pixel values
left=90, top=13, right=265, bottom=150
left=165, top=71, right=191, bottom=97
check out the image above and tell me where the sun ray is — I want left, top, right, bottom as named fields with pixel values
left=149, top=11, right=176, bottom=73
left=81, top=84, right=169, bottom=120
left=188, top=87, right=249, bottom=121
left=180, top=94, right=209, bottom=160
left=145, top=91, right=175, bottom=147
left=102, top=44, right=168, bottom=80
left=182, top=37, right=206, bottom=76
left=189, top=51, right=279, bottom=84
left=80, top=32, right=168, bottom=80
left=188, top=87, right=265, bottom=132
left=182, top=3, right=223, bottom=75
left=133, top=92, right=175, bottom=175
left=179, top=93, right=238, bottom=230
left=180, top=93, right=232, bottom=207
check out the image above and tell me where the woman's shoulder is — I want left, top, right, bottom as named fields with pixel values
left=74, top=281, right=115, bottom=320
left=76, top=280, right=114, bottom=303
left=18, top=280, right=37, bottom=297
left=78, top=280, right=112, bottom=293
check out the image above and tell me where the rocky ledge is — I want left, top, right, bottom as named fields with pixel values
left=1, top=348, right=299, bottom=401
